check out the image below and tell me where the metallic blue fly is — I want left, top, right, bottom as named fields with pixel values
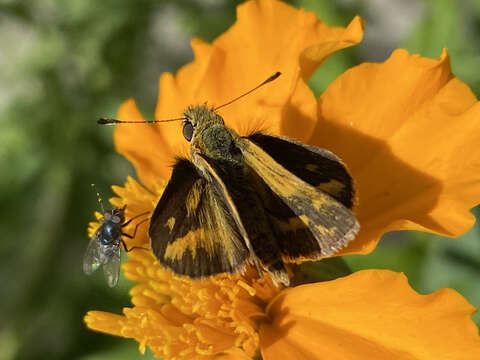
left=83, top=185, right=149, bottom=287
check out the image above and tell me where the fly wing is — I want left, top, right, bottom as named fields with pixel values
left=102, top=245, right=121, bottom=287
left=240, top=137, right=359, bottom=258
left=83, top=230, right=102, bottom=275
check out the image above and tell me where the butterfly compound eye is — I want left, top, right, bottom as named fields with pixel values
left=183, top=121, right=194, bottom=141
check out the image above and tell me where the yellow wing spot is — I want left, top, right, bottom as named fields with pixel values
left=314, top=224, right=338, bottom=236
left=317, top=179, right=345, bottom=197
left=299, top=214, right=310, bottom=225
left=274, top=216, right=308, bottom=232
left=166, top=217, right=175, bottom=232
left=164, top=229, right=205, bottom=260
left=312, top=196, right=335, bottom=211
left=298, top=215, right=337, bottom=236
left=185, top=180, right=203, bottom=216
left=305, top=163, right=319, bottom=172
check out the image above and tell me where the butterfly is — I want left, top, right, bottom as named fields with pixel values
left=99, top=72, right=359, bottom=286
left=83, top=189, right=149, bottom=287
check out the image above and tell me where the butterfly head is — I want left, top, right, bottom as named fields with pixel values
left=182, top=104, right=224, bottom=142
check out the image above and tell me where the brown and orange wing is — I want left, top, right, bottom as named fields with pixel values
left=247, top=133, right=355, bottom=208
left=240, top=136, right=359, bottom=261
left=148, top=158, right=249, bottom=278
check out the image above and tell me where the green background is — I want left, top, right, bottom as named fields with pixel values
left=1, top=0, right=479, bottom=359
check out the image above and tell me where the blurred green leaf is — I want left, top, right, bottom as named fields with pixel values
left=403, top=0, right=480, bottom=96
left=292, top=257, right=352, bottom=285
left=79, top=343, right=156, bottom=360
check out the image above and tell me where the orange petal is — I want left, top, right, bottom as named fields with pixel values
left=153, top=38, right=220, bottom=161
left=203, top=2, right=364, bottom=142
left=109, top=176, right=163, bottom=248
left=314, top=48, right=480, bottom=254
left=85, top=311, right=125, bottom=337
left=117, top=0, right=364, bottom=181
left=261, top=270, right=480, bottom=360
left=113, top=99, right=174, bottom=187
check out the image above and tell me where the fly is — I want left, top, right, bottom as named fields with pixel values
left=83, top=184, right=149, bottom=287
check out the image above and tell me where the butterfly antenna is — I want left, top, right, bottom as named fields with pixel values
left=97, top=117, right=184, bottom=125
left=214, top=71, right=281, bottom=111
left=90, top=183, right=105, bottom=214
left=98, top=72, right=281, bottom=124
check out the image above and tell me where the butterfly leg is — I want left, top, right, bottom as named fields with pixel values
left=121, top=239, right=149, bottom=253
left=122, top=211, right=150, bottom=228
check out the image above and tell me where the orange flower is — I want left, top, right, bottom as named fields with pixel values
left=86, top=178, right=480, bottom=359
left=315, top=48, right=480, bottom=254
left=85, top=0, right=480, bottom=358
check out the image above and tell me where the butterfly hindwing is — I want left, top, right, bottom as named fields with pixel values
left=240, top=136, right=359, bottom=259
left=149, top=158, right=250, bottom=278
left=247, top=133, right=354, bottom=208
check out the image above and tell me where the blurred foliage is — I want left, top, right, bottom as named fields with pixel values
left=0, top=0, right=479, bottom=359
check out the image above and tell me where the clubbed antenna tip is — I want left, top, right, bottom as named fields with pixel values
left=214, top=71, right=282, bottom=111
left=266, top=71, right=281, bottom=83
left=98, top=118, right=120, bottom=125
left=96, top=117, right=183, bottom=125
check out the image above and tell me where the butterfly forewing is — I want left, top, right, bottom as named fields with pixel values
left=247, top=133, right=354, bottom=208
left=149, top=158, right=250, bottom=278
left=240, top=137, right=359, bottom=257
